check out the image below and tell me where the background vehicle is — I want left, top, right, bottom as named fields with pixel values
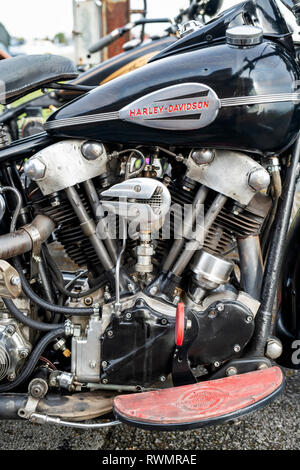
left=0, top=0, right=224, bottom=141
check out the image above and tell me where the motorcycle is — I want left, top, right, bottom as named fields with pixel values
left=0, top=0, right=299, bottom=431
left=0, top=0, right=224, bottom=142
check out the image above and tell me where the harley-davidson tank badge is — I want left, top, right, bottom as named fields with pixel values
left=119, top=83, right=220, bottom=130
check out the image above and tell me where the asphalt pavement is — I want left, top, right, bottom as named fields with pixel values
left=0, top=369, right=299, bottom=450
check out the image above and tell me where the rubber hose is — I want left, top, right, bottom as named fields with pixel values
left=14, top=258, right=97, bottom=316
left=2, top=298, right=64, bottom=331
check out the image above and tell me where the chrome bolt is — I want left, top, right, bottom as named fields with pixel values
left=214, top=361, right=220, bottom=368
left=191, top=148, right=215, bottom=165
left=6, top=325, right=15, bottom=335
left=216, top=303, right=224, bottom=312
left=265, top=337, right=283, bottom=360
left=107, top=330, right=113, bottom=338
left=104, top=291, right=111, bottom=301
left=7, top=373, right=16, bottom=382
left=125, top=312, right=132, bottom=320
left=246, top=315, right=254, bottom=323
left=84, top=297, right=93, bottom=306
left=234, top=344, right=241, bottom=353
left=161, top=318, right=168, bottom=325
left=19, top=349, right=29, bottom=359
left=226, top=367, right=238, bottom=377
left=31, top=384, right=45, bottom=398
left=160, top=376, right=166, bottom=382
left=10, top=275, right=20, bottom=286
left=128, top=283, right=135, bottom=293
left=51, top=197, right=60, bottom=208
left=102, top=361, right=108, bottom=368
left=134, top=185, right=141, bottom=192
left=49, top=377, right=57, bottom=387
left=102, top=379, right=108, bottom=384
left=150, top=286, right=158, bottom=295
left=89, top=361, right=96, bottom=369
left=81, top=141, right=104, bottom=161
left=258, top=363, right=269, bottom=370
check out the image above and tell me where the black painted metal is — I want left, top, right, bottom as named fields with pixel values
left=0, top=132, right=57, bottom=165
left=249, top=135, right=300, bottom=356
left=101, top=298, right=175, bottom=386
left=188, top=301, right=255, bottom=366
left=276, top=209, right=300, bottom=369
left=150, top=0, right=293, bottom=63
left=101, top=297, right=255, bottom=387
left=57, top=36, right=177, bottom=103
left=46, top=39, right=300, bottom=154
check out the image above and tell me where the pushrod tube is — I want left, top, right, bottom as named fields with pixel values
left=249, top=136, right=300, bottom=356
left=65, top=186, right=114, bottom=272
left=171, top=193, right=227, bottom=277
left=163, top=185, right=209, bottom=272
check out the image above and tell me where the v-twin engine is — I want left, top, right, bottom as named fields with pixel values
left=0, top=138, right=272, bottom=390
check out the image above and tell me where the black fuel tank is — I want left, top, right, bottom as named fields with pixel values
left=45, top=39, right=300, bottom=154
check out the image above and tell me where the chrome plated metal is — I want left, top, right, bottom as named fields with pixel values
left=226, top=25, right=263, bottom=46
left=81, top=141, right=105, bottom=161
left=265, top=337, right=283, bottom=360
left=102, top=178, right=171, bottom=232
left=71, top=312, right=102, bottom=383
left=0, top=194, right=5, bottom=223
left=115, top=216, right=127, bottom=313
left=30, top=413, right=120, bottom=429
left=0, top=186, right=22, bottom=232
left=179, top=20, right=203, bottom=37
left=248, top=168, right=271, bottom=191
left=24, top=159, right=46, bottom=180
left=0, top=315, right=32, bottom=382
left=191, top=249, right=234, bottom=291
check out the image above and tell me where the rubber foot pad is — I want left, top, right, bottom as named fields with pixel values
left=113, top=366, right=285, bottom=430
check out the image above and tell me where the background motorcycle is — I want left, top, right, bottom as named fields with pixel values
left=0, top=0, right=298, bottom=431
left=0, top=0, right=224, bottom=142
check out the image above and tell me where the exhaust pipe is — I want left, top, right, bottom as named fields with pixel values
left=0, top=391, right=116, bottom=421
left=0, top=215, right=55, bottom=260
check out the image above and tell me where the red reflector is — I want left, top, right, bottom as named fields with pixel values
left=175, top=302, right=185, bottom=346
left=114, top=366, right=284, bottom=430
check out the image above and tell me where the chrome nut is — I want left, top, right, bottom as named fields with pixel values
left=248, top=168, right=270, bottom=191
left=24, top=158, right=46, bottom=180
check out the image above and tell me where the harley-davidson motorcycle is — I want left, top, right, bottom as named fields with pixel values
left=0, top=0, right=299, bottom=431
